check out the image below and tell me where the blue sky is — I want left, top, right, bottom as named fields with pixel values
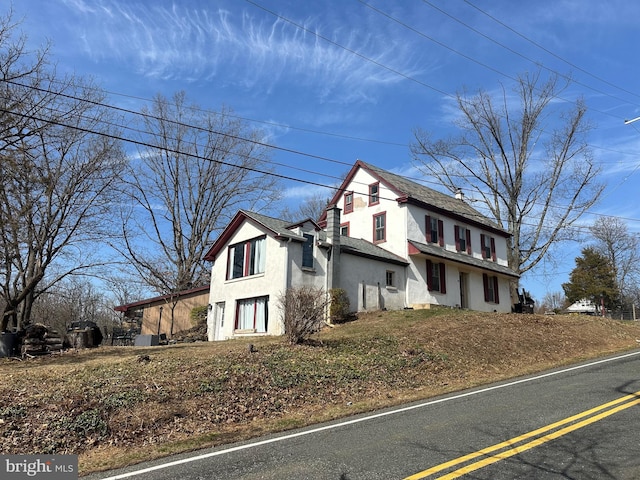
left=12, top=0, right=640, bottom=303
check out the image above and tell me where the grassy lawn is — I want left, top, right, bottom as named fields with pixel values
left=1, top=308, right=639, bottom=475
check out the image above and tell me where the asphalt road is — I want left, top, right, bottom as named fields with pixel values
left=85, top=350, right=640, bottom=480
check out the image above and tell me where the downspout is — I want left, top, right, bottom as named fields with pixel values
left=325, top=205, right=342, bottom=323
left=282, top=238, right=291, bottom=335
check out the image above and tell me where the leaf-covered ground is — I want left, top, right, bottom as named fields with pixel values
left=1, top=309, right=639, bottom=475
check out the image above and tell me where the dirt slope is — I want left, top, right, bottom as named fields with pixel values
left=1, top=309, right=639, bottom=475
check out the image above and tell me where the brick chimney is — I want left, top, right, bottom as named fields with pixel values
left=325, top=204, right=341, bottom=290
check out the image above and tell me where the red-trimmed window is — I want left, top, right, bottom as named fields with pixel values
left=426, top=215, right=444, bottom=246
left=481, top=234, right=496, bottom=261
left=483, top=274, right=499, bottom=303
left=227, top=236, right=266, bottom=280
left=340, top=222, right=350, bottom=236
left=455, top=225, right=471, bottom=254
left=344, top=192, right=354, bottom=214
left=369, top=182, right=380, bottom=205
left=235, top=296, right=269, bottom=332
left=426, top=260, right=446, bottom=293
left=373, top=212, right=386, bottom=243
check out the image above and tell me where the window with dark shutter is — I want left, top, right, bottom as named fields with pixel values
left=427, top=260, right=445, bottom=293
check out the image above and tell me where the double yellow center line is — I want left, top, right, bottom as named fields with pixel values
left=405, top=391, right=640, bottom=479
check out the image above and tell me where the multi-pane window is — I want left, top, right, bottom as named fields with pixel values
left=302, top=233, right=314, bottom=269
left=455, top=226, right=471, bottom=254
left=426, top=215, right=444, bottom=246
left=373, top=212, right=386, bottom=243
left=483, top=274, right=499, bottom=303
left=227, top=236, right=266, bottom=279
left=427, top=260, right=446, bottom=293
left=386, top=270, right=395, bottom=287
left=344, top=192, right=354, bottom=214
left=340, top=223, right=349, bottom=236
left=235, top=296, right=268, bottom=332
left=481, top=234, right=496, bottom=261
left=369, top=182, right=380, bottom=205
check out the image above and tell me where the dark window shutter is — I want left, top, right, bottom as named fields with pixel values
left=466, top=229, right=472, bottom=254
left=439, top=263, right=446, bottom=294
left=454, top=225, right=460, bottom=251
left=481, top=234, right=486, bottom=259
left=494, top=277, right=500, bottom=304
left=426, top=215, right=432, bottom=242
left=426, top=259, right=433, bottom=291
left=438, top=220, right=444, bottom=246
left=490, top=237, right=496, bottom=261
left=483, top=273, right=489, bottom=302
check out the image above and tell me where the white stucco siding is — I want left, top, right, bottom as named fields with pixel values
left=406, top=257, right=460, bottom=308
left=341, top=170, right=407, bottom=257
left=287, top=237, right=327, bottom=290
left=463, top=271, right=511, bottom=313
left=407, top=204, right=509, bottom=268
left=207, top=224, right=289, bottom=340
left=405, top=257, right=512, bottom=313
left=406, top=204, right=426, bottom=246
left=491, top=234, right=509, bottom=267
left=340, top=254, right=407, bottom=312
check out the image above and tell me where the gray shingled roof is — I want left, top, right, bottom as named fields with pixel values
left=360, top=161, right=504, bottom=233
left=408, top=239, right=519, bottom=278
left=339, top=236, right=409, bottom=266
left=245, top=210, right=408, bottom=266
left=241, top=210, right=306, bottom=242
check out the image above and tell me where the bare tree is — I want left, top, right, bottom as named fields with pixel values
left=0, top=14, right=126, bottom=332
left=280, top=191, right=331, bottom=222
left=118, top=92, right=281, bottom=296
left=537, top=291, right=566, bottom=313
left=589, top=216, right=640, bottom=304
left=31, top=279, right=119, bottom=336
left=411, top=71, right=604, bottom=278
left=0, top=8, right=49, bottom=154
left=278, top=286, right=329, bottom=344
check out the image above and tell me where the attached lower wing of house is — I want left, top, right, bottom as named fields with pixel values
left=203, top=160, right=519, bottom=341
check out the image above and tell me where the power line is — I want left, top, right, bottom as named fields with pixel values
left=82, top=85, right=409, bottom=149
left=418, top=0, right=640, bottom=111
left=0, top=97, right=606, bottom=234
left=0, top=78, right=469, bottom=193
left=358, top=0, right=636, bottom=121
left=357, top=0, right=519, bottom=85
left=462, top=0, right=640, bottom=103
left=2, top=78, right=355, bottom=168
left=243, top=0, right=454, bottom=100
left=5, top=76, right=640, bottom=233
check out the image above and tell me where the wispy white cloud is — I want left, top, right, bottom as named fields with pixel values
left=282, top=183, right=335, bottom=200
left=58, top=0, right=422, bottom=103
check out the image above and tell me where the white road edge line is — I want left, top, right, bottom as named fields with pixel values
left=97, top=349, right=640, bottom=479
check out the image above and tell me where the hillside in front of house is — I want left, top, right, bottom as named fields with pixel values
left=1, top=309, right=640, bottom=475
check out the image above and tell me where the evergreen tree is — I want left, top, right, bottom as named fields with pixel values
left=562, top=247, right=620, bottom=312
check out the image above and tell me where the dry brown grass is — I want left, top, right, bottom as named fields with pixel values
left=1, top=309, right=639, bottom=476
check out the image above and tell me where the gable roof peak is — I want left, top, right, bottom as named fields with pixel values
left=332, top=160, right=507, bottom=236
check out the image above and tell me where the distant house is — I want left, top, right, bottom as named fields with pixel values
left=203, top=160, right=518, bottom=341
left=114, top=285, right=210, bottom=338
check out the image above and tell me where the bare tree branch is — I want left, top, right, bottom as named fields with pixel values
left=411, top=71, right=603, bottom=277
left=117, top=91, right=281, bottom=295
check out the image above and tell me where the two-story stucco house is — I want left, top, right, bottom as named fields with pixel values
left=203, top=207, right=409, bottom=341
left=319, top=160, right=519, bottom=314
left=203, top=160, right=518, bottom=341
